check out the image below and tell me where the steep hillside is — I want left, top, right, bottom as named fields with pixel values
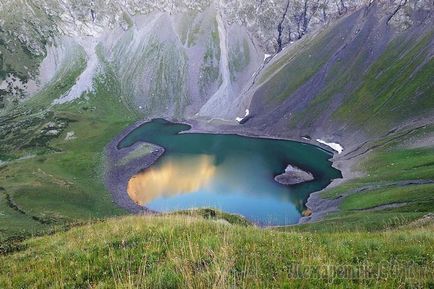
left=1, top=1, right=431, bottom=123
left=246, top=1, right=434, bottom=142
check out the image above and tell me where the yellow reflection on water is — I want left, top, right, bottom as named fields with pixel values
left=127, top=155, right=217, bottom=205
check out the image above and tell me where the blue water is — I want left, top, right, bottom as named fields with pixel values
left=118, top=119, right=341, bottom=225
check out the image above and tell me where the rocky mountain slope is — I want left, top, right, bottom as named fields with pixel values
left=3, top=0, right=431, bottom=120
left=246, top=1, right=433, bottom=144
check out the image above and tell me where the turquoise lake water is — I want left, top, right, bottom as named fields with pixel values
left=118, top=119, right=341, bottom=225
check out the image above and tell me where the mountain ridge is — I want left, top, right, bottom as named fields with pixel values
left=1, top=0, right=431, bottom=117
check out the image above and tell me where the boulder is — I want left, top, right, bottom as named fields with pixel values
left=274, top=165, right=314, bottom=185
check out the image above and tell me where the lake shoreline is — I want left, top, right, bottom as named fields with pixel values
left=104, top=119, right=165, bottom=214
left=104, top=117, right=345, bottom=225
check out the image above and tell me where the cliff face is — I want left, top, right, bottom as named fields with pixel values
left=0, top=0, right=432, bottom=127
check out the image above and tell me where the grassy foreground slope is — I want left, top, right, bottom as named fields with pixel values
left=1, top=215, right=433, bottom=288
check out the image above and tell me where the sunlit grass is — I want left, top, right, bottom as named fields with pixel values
left=0, top=214, right=432, bottom=288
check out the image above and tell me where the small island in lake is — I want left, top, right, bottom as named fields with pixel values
left=274, top=165, right=314, bottom=185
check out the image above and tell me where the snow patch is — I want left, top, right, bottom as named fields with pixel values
left=236, top=109, right=249, bottom=122
left=316, top=139, right=343, bottom=154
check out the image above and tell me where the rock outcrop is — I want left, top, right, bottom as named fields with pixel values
left=274, top=164, right=314, bottom=185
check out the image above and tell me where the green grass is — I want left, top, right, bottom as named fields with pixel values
left=255, top=16, right=355, bottom=107
left=199, top=19, right=221, bottom=97
left=290, top=211, right=428, bottom=232
left=334, top=31, right=434, bottom=134
left=0, top=215, right=432, bottom=288
left=322, top=146, right=434, bottom=198
left=229, top=38, right=250, bottom=81
left=25, top=42, right=87, bottom=109
left=361, top=147, right=434, bottom=182
left=118, top=143, right=156, bottom=166
left=341, top=184, right=434, bottom=211
left=306, top=126, right=434, bottom=232
left=0, top=59, right=140, bottom=242
left=0, top=190, right=47, bottom=240
left=252, top=12, right=434, bottom=136
left=169, top=208, right=252, bottom=227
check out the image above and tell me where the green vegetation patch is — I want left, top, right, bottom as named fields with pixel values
left=255, top=18, right=354, bottom=107
left=341, top=183, right=434, bottom=211
left=118, top=143, right=157, bottom=166
left=229, top=38, right=251, bottom=81
left=199, top=19, right=221, bottom=97
left=0, top=58, right=139, bottom=241
left=169, top=208, right=252, bottom=227
left=0, top=215, right=432, bottom=288
left=315, top=128, right=434, bottom=231
left=335, top=31, right=434, bottom=133
left=289, top=211, right=427, bottom=232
